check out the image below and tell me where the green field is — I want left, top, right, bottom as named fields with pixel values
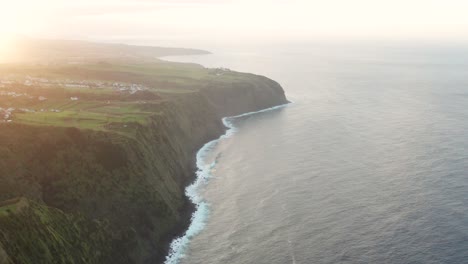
left=0, top=61, right=220, bottom=135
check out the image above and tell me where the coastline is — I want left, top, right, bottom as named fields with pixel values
left=0, top=41, right=289, bottom=263
left=164, top=102, right=291, bottom=264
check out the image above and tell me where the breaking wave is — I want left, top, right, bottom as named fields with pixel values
left=164, top=103, right=289, bottom=264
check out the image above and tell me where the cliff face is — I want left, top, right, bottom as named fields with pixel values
left=0, top=242, right=10, bottom=264
left=201, top=73, right=288, bottom=117
left=0, top=73, right=288, bottom=263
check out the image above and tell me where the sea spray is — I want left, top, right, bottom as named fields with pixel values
left=164, top=102, right=290, bottom=264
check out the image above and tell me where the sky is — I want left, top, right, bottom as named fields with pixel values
left=1, top=0, right=468, bottom=47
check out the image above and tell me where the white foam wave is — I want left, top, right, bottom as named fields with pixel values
left=164, top=102, right=290, bottom=264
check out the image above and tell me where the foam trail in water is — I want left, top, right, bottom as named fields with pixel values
left=164, top=102, right=290, bottom=264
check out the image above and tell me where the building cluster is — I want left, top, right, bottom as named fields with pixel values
left=0, top=107, right=14, bottom=122
left=0, top=91, right=34, bottom=99
left=0, top=90, right=48, bottom=102
left=0, top=107, right=63, bottom=123
left=0, top=76, right=148, bottom=94
left=113, top=83, right=146, bottom=94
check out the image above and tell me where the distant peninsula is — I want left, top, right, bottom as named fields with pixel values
left=1, top=37, right=211, bottom=63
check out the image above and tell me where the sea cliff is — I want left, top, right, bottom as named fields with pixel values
left=0, top=62, right=287, bottom=263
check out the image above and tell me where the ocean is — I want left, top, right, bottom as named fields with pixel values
left=163, top=42, right=468, bottom=264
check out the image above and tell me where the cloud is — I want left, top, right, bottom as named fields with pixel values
left=53, top=0, right=229, bottom=16
left=4, top=0, right=468, bottom=46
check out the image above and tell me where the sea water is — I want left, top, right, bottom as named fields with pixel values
left=164, top=42, right=468, bottom=264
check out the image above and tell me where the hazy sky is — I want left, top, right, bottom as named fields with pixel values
left=2, top=0, right=468, bottom=46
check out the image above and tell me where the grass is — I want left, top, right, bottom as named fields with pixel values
left=0, top=204, right=17, bottom=217
left=0, top=198, right=28, bottom=217
left=14, top=102, right=153, bottom=133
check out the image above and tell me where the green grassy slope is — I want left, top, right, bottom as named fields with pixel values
left=0, top=198, right=121, bottom=264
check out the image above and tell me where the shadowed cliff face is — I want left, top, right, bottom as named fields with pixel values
left=202, top=74, right=288, bottom=117
left=0, top=69, right=287, bottom=264
left=0, top=243, right=10, bottom=264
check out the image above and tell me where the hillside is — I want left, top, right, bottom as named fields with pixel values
left=0, top=56, right=288, bottom=263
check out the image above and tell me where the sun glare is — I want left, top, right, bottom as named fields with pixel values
left=0, top=0, right=43, bottom=62
left=0, top=36, right=17, bottom=62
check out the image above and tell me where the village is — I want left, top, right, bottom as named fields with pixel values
left=0, top=75, right=151, bottom=123
left=0, top=107, right=62, bottom=123
left=0, top=75, right=148, bottom=95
